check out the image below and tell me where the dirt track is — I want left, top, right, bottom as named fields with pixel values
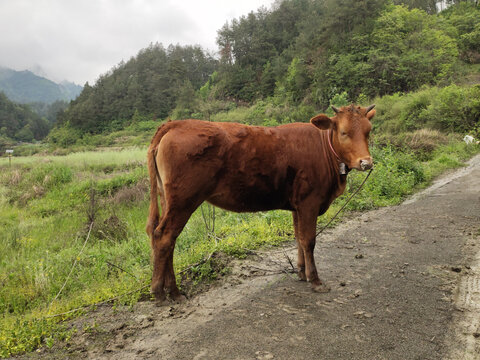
left=32, top=155, right=480, bottom=360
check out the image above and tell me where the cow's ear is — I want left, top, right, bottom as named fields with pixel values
left=310, top=114, right=332, bottom=130
left=366, top=109, right=376, bottom=120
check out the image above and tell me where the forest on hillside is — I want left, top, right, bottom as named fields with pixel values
left=0, top=93, right=51, bottom=141
left=0, top=68, right=82, bottom=104
left=0, top=67, right=78, bottom=146
left=50, top=0, right=479, bottom=141
left=0, top=94, right=67, bottom=147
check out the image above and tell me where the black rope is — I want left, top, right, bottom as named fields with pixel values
left=315, top=168, right=373, bottom=237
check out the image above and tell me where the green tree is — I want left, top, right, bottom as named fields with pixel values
left=394, top=0, right=438, bottom=14
left=259, top=61, right=276, bottom=98
left=285, top=57, right=310, bottom=103
left=15, top=124, right=34, bottom=142
left=441, top=2, right=480, bottom=63
left=368, top=5, right=458, bottom=95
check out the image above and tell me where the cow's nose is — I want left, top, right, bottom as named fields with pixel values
left=360, top=159, right=373, bottom=171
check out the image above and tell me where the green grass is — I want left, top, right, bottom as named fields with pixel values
left=0, top=135, right=479, bottom=357
left=0, top=147, right=147, bottom=169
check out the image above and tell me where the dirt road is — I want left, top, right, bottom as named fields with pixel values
left=36, top=155, right=480, bottom=359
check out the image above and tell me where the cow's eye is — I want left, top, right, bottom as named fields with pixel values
left=340, top=131, right=348, bottom=137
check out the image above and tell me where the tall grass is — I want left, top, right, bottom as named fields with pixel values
left=0, top=147, right=147, bottom=169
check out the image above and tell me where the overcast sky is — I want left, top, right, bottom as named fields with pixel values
left=0, top=0, right=275, bottom=85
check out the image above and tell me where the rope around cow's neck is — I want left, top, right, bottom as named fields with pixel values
left=315, top=168, right=373, bottom=237
left=327, top=129, right=341, bottom=162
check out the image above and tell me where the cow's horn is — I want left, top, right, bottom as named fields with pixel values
left=365, top=104, right=376, bottom=113
left=331, top=105, right=340, bottom=114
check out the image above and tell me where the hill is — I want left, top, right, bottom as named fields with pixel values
left=0, top=67, right=82, bottom=104
left=56, top=44, right=217, bottom=134
left=52, top=0, right=479, bottom=141
left=0, top=92, right=49, bottom=147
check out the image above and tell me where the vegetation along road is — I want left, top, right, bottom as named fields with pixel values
left=24, top=154, right=480, bottom=359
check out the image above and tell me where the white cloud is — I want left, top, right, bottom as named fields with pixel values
left=0, top=0, right=274, bottom=84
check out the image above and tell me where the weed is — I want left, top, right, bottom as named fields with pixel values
left=110, top=179, right=148, bottom=205
left=92, top=214, right=129, bottom=244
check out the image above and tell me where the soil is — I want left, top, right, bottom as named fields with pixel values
left=23, top=154, right=480, bottom=360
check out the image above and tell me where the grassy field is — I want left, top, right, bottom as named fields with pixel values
left=0, top=134, right=479, bottom=357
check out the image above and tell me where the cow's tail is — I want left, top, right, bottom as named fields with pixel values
left=146, top=123, right=169, bottom=240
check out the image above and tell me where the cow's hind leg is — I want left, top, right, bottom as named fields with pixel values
left=293, top=211, right=306, bottom=281
left=164, top=249, right=185, bottom=302
left=296, top=208, right=330, bottom=293
left=151, top=206, right=197, bottom=303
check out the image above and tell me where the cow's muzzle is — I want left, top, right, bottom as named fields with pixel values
left=360, top=159, right=373, bottom=171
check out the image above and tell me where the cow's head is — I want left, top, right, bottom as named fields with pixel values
left=310, top=104, right=375, bottom=171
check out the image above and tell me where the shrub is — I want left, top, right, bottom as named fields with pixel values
left=425, top=84, right=480, bottom=132
left=375, top=128, right=450, bottom=160
left=91, top=214, right=128, bottom=243
left=111, top=180, right=149, bottom=205
left=47, top=126, right=83, bottom=147
left=374, top=84, right=480, bottom=133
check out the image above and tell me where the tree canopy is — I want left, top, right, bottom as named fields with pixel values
left=213, top=0, right=478, bottom=107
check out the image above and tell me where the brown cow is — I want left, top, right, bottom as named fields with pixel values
left=146, top=104, right=375, bottom=302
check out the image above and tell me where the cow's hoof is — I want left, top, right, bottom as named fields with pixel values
left=311, top=282, right=331, bottom=293
left=171, top=293, right=187, bottom=304
left=298, top=271, right=307, bottom=281
left=151, top=289, right=167, bottom=304
left=153, top=295, right=169, bottom=306
left=154, top=298, right=170, bottom=307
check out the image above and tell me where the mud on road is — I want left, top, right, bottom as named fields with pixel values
left=31, top=155, right=480, bottom=360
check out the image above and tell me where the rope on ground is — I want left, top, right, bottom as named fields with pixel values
left=48, top=222, right=94, bottom=312
left=178, top=251, right=215, bottom=275
left=106, top=261, right=139, bottom=280
left=45, top=284, right=149, bottom=319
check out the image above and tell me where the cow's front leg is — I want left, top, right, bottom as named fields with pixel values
left=296, top=208, right=330, bottom=293
left=292, top=211, right=306, bottom=281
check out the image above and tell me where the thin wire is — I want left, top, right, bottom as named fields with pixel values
left=48, top=222, right=94, bottom=312
left=315, top=168, right=373, bottom=237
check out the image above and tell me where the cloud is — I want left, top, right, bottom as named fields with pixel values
left=0, top=0, right=273, bottom=84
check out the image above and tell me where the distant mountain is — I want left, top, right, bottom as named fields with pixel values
left=28, top=64, right=50, bottom=80
left=59, top=80, right=83, bottom=100
left=0, top=67, right=82, bottom=104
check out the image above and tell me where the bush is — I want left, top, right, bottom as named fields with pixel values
left=374, top=84, right=480, bottom=133
left=375, top=128, right=450, bottom=160
left=47, top=126, right=82, bottom=147
left=340, top=143, right=442, bottom=211
left=425, top=84, right=480, bottom=132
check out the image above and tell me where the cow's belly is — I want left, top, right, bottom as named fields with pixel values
left=206, top=180, right=292, bottom=213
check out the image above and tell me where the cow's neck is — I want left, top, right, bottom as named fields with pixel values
left=326, top=129, right=349, bottom=176
left=313, top=129, right=348, bottom=214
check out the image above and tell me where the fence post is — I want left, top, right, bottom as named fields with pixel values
left=5, top=149, right=13, bottom=167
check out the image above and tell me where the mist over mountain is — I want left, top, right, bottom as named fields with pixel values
left=0, top=67, right=82, bottom=104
